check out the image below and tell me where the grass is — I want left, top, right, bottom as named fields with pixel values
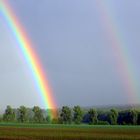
left=0, top=123, right=140, bottom=139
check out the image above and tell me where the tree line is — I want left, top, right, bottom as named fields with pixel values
left=1, top=105, right=140, bottom=125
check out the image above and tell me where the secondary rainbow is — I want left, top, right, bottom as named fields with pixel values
left=96, top=1, right=138, bottom=103
left=0, top=0, right=57, bottom=117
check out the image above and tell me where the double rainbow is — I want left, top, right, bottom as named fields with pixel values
left=0, top=0, right=139, bottom=112
left=0, top=0, right=56, bottom=117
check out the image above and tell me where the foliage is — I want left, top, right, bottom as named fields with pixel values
left=73, top=106, right=83, bottom=124
left=60, top=106, right=72, bottom=124
left=88, top=109, right=98, bottom=124
left=97, top=120, right=109, bottom=125
left=3, top=106, right=15, bottom=122
left=18, top=106, right=28, bottom=122
left=108, top=109, right=118, bottom=125
left=32, top=106, right=44, bottom=123
left=128, top=110, right=138, bottom=125
left=118, top=110, right=138, bottom=125
left=51, top=118, right=60, bottom=124
left=46, top=115, right=52, bottom=124
left=137, top=112, right=140, bottom=125
left=1, top=105, right=140, bottom=125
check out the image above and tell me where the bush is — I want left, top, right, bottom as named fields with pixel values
left=52, top=118, right=59, bottom=124
left=97, top=121, right=110, bottom=125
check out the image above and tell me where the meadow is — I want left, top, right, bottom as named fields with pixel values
left=0, top=124, right=140, bottom=140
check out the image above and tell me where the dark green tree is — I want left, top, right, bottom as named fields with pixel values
left=18, top=106, right=28, bottom=122
left=88, top=109, right=98, bottom=124
left=60, top=106, right=72, bottom=124
left=32, top=106, right=44, bottom=123
left=46, top=115, right=51, bottom=124
left=109, top=109, right=118, bottom=125
left=0, top=115, right=3, bottom=122
left=73, top=106, right=83, bottom=124
left=3, top=105, right=15, bottom=122
left=137, top=111, right=140, bottom=125
left=128, top=110, right=138, bottom=125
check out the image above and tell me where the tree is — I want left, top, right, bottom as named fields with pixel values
left=88, top=109, right=98, bottom=124
left=128, top=110, right=137, bottom=125
left=32, top=106, right=44, bottom=123
left=18, top=106, right=28, bottom=122
left=137, top=111, right=140, bottom=125
left=46, top=115, right=51, bottom=124
left=73, top=106, right=83, bottom=124
left=3, top=105, right=15, bottom=122
left=109, top=109, right=118, bottom=125
left=60, top=106, right=72, bottom=124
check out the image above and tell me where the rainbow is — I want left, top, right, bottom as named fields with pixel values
left=96, top=1, right=138, bottom=103
left=0, top=0, right=57, bottom=117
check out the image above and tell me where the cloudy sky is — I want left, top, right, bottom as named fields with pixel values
left=0, top=0, right=140, bottom=109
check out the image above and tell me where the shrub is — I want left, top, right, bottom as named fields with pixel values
left=97, top=121, right=110, bottom=125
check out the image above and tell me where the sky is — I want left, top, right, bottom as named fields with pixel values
left=0, top=0, right=140, bottom=109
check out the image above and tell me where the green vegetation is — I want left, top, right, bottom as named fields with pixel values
left=1, top=105, right=140, bottom=139
left=18, top=106, right=28, bottom=123
left=60, top=106, right=72, bottom=124
left=32, top=106, right=44, bottom=123
left=73, top=106, right=83, bottom=124
left=109, top=109, right=118, bottom=125
left=3, top=105, right=15, bottom=122
left=0, top=124, right=139, bottom=140
left=88, top=109, right=98, bottom=124
left=1, top=105, right=140, bottom=126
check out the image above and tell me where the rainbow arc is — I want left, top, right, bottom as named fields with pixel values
left=96, top=1, right=138, bottom=103
left=0, top=0, right=56, bottom=118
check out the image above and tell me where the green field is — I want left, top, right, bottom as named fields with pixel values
left=0, top=123, right=140, bottom=140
